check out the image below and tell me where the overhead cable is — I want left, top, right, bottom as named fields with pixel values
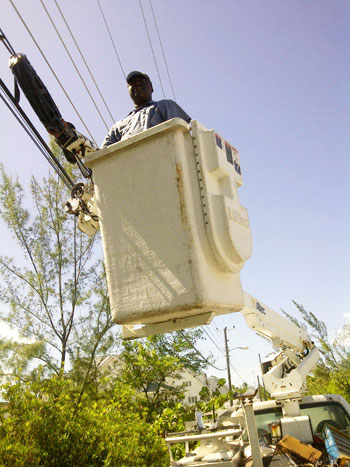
left=96, top=0, right=126, bottom=79
left=39, top=0, right=109, bottom=130
left=201, top=326, right=225, bottom=355
left=179, top=331, right=226, bottom=371
left=0, top=79, right=74, bottom=189
left=148, top=0, right=176, bottom=101
left=208, top=322, right=227, bottom=349
left=53, top=0, right=115, bottom=123
left=138, top=0, right=165, bottom=98
left=215, top=324, right=248, bottom=385
left=230, top=362, right=247, bottom=384
left=0, top=28, right=16, bottom=54
left=202, top=325, right=248, bottom=383
left=9, top=0, right=96, bottom=144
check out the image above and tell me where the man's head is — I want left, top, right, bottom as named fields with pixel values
left=126, top=71, right=153, bottom=108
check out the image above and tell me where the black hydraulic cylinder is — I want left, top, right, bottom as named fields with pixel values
left=9, top=53, right=65, bottom=135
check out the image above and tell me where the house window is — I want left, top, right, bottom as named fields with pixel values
left=184, top=381, right=192, bottom=387
left=188, top=396, right=197, bottom=404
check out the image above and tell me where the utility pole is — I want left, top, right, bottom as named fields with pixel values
left=257, top=375, right=262, bottom=401
left=218, top=326, right=248, bottom=406
left=224, top=327, right=233, bottom=406
left=258, top=353, right=266, bottom=401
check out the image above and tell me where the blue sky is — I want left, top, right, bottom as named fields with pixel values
left=1, top=0, right=349, bottom=386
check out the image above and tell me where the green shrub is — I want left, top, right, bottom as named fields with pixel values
left=0, top=378, right=168, bottom=466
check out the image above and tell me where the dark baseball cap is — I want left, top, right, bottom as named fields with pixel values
left=126, top=71, right=152, bottom=84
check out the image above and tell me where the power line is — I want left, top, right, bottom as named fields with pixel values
left=202, top=323, right=248, bottom=384
left=0, top=78, right=74, bottom=190
left=0, top=28, right=16, bottom=54
left=179, top=331, right=226, bottom=372
left=208, top=321, right=226, bottom=348
left=201, top=326, right=225, bottom=355
left=138, top=0, right=165, bottom=98
left=96, top=0, right=126, bottom=79
left=217, top=326, right=248, bottom=386
left=8, top=0, right=96, bottom=144
left=207, top=324, right=225, bottom=350
left=219, top=313, right=232, bottom=330
left=230, top=362, right=248, bottom=384
left=39, top=0, right=109, bottom=130
left=53, top=0, right=115, bottom=123
left=148, top=0, right=176, bottom=101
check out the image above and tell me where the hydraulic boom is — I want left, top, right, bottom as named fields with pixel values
left=242, top=292, right=320, bottom=400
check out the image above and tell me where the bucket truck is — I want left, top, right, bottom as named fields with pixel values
left=165, top=294, right=350, bottom=466
left=3, top=32, right=349, bottom=466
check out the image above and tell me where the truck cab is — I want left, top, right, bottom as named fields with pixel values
left=252, top=394, right=350, bottom=440
left=166, top=394, right=350, bottom=466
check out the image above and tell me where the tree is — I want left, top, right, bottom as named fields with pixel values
left=119, top=330, right=210, bottom=417
left=282, top=301, right=350, bottom=402
left=0, top=377, right=168, bottom=466
left=199, top=377, right=227, bottom=402
left=0, top=149, right=119, bottom=390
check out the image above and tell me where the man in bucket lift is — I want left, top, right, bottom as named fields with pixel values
left=101, top=71, right=191, bottom=148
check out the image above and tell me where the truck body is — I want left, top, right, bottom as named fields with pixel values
left=165, top=395, right=350, bottom=466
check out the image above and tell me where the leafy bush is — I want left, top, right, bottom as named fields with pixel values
left=0, top=378, right=168, bottom=466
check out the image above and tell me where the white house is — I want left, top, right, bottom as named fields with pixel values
left=173, top=368, right=228, bottom=405
left=97, top=355, right=228, bottom=405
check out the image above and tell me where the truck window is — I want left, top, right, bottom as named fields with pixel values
left=253, top=401, right=350, bottom=437
left=300, top=401, right=350, bottom=433
left=254, top=407, right=283, bottom=435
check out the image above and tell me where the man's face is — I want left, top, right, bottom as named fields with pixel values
left=128, top=76, right=153, bottom=107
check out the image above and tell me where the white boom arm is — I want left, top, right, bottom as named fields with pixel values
left=242, top=292, right=320, bottom=400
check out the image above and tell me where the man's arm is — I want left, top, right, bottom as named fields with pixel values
left=101, top=123, right=121, bottom=148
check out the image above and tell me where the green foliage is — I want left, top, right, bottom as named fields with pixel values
left=199, top=385, right=210, bottom=401
left=283, top=301, right=350, bottom=402
left=255, top=383, right=271, bottom=402
left=155, top=403, right=195, bottom=461
left=0, top=152, right=119, bottom=389
left=119, top=330, right=208, bottom=417
left=198, top=377, right=230, bottom=410
left=156, top=402, right=194, bottom=434
left=0, top=377, right=168, bottom=466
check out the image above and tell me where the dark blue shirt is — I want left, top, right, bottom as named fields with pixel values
left=101, top=99, right=191, bottom=148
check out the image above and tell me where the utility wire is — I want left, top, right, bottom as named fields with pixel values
left=201, top=326, right=225, bottom=356
left=138, top=0, right=165, bottom=98
left=0, top=30, right=73, bottom=186
left=216, top=325, right=248, bottom=385
left=0, top=79, right=74, bottom=189
left=148, top=0, right=176, bottom=101
left=39, top=0, right=109, bottom=130
left=206, top=325, right=223, bottom=348
left=0, top=28, right=16, bottom=54
left=9, top=0, right=96, bottom=144
left=220, top=314, right=231, bottom=330
left=53, top=0, right=115, bottom=123
left=208, top=322, right=227, bottom=349
left=96, top=0, right=126, bottom=79
left=0, top=90, right=59, bottom=178
left=179, top=331, right=226, bottom=372
left=230, top=362, right=247, bottom=384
